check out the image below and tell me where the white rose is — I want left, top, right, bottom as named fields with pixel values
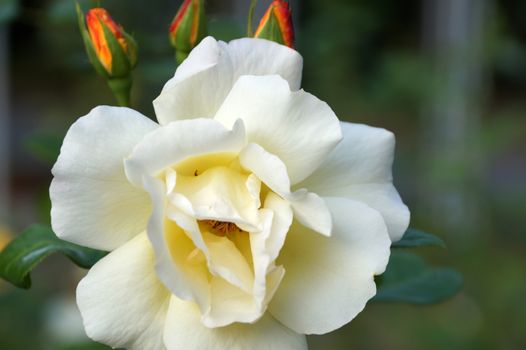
left=50, top=37, right=409, bottom=349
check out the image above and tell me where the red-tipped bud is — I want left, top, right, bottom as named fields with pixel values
left=169, top=0, right=207, bottom=63
left=78, top=6, right=137, bottom=78
left=86, top=8, right=127, bottom=74
left=254, top=0, right=294, bottom=48
left=77, top=5, right=138, bottom=106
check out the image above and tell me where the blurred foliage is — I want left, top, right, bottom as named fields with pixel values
left=1, top=0, right=525, bottom=349
left=391, top=228, right=446, bottom=248
left=0, top=0, right=19, bottom=24
left=24, top=132, right=62, bottom=165
left=374, top=251, right=462, bottom=304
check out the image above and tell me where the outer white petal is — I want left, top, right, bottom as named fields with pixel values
left=239, top=143, right=332, bottom=236
left=154, top=37, right=303, bottom=125
left=335, top=183, right=410, bottom=242
left=298, top=122, right=410, bottom=241
left=226, top=38, right=302, bottom=91
left=153, top=37, right=234, bottom=125
left=163, top=297, right=307, bottom=350
left=215, top=75, right=342, bottom=184
left=77, top=232, right=170, bottom=350
left=269, top=197, right=391, bottom=335
left=124, top=118, right=245, bottom=188
left=50, top=106, right=157, bottom=250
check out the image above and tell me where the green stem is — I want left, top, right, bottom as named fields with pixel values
left=107, top=77, right=132, bottom=107
left=176, top=50, right=189, bottom=65
left=247, top=0, right=258, bottom=36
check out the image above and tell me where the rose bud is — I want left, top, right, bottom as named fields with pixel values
left=77, top=5, right=137, bottom=106
left=254, top=0, right=295, bottom=48
left=169, top=0, right=207, bottom=64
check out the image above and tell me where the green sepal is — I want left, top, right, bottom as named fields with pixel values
left=373, top=251, right=463, bottom=304
left=76, top=3, right=109, bottom=78
left=121, top=31, right=138, bottom=68
left=171, top=3, right=195, bottom=53
left=170, top=0, right=206, bottom=62
left=392, top=228, right=446, bottom=249
left=100, top=19, right=131, bottom=78
left=255, top=12, right=285, bottom=46
left=0, top=224, right=108, bottom=289
left=195, top=0, right=207, bottom=45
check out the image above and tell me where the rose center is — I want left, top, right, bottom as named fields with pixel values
left=199, top=220, right=243, bottom=237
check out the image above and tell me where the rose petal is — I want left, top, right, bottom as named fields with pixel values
left=215, top=75, right=342, bottom=184
left=269, top=197, right=391, bottom=334
left=154, top=37, right=303, bottom=125
left=50, top=106, right=157, bottom=250
left=203, top=276, right=262, bottom=327
left=260, top=193, right=293, bottom=263
left=227, top=38, right=302, bottom=91
left=334, top=183, right=410, bottom=242
left=239, top=143, right=290, bottom=195
left=239, top=143, right=332, bottom=236
left=163, top=297, right=307, bottom=350
left=201, top=201, right=289, bottom=327
left=124, top=118, right=245, bottom=188
left=142, top=175, right=211, bottom=313
left=77, top=232, right=170, bottom=350
left=288, top=191, right=332, bottom=237
left=171, top=166, right=261, bottom=231
left=154, top=38, right=233, bottom=125
left=298, top=122, right=410, bottom=241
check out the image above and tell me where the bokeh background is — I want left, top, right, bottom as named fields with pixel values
left=0, top=0, right=525, bottom=349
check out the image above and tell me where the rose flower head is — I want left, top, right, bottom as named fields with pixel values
left=50, top=37, right=409, bottom=349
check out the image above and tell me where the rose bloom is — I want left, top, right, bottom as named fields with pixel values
left=50, top=37, right=409, bottom=349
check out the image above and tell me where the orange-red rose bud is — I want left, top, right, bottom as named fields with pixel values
left=169, top=0, right=206, bottom=63
left=254, top=0, right=294, bottom=48
left=85, top=8, right=137, bottom=76
left=77, top=5, right=137, bottom=106
left=86, top=8, right=128, bottom=74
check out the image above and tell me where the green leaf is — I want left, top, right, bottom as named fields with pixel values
left=24, top=132, right=63, bottom=164
left=373, top=251, right=462, bottom=304
left=392, top=228, right=446, bottom=248
left=0, top=224, right=107, bottom=289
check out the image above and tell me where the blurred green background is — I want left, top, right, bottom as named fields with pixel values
left=0, top=0, right=525, bottom=349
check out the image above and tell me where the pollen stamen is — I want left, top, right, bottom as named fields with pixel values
left=201, top=220, right=241, bottom=236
